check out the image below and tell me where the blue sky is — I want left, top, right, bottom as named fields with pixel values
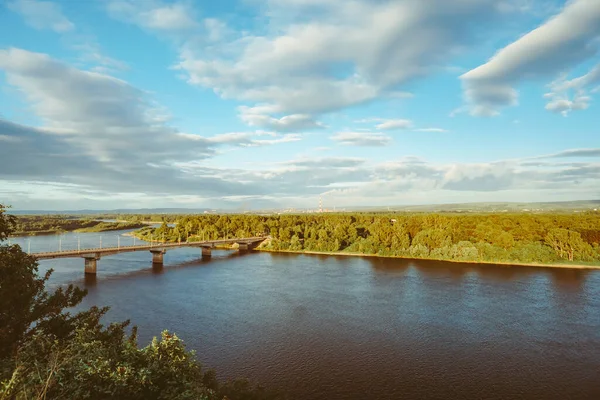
left=0, top=0, right=599, bottom=210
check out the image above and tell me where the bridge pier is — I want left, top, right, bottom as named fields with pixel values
left=201, top=247, right=212, bottom=259
left=238, top=243, right=250, bottom=251
left=238, top=243, right=252, bottom=252
left=150, top=249, right=166, bottom=265
left=84, top=256, right=99, bottom=275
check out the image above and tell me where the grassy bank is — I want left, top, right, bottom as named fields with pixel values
left=12, top=229, right=67, bottom=236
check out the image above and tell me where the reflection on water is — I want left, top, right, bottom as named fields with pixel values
left=83, top=273, right=97, bottom=288
left=11, top=230, right=600, bottom=399
left=152, top=263, right=165, bottom=274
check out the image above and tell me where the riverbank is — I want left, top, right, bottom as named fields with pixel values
left=11, top=229, right=66, bottom=236
left=10, top=220, right=147, bottom=237
left=255, top=248, right=600, bottom=270
left=111, top=219, right=177, bottom=225
left=124, top=227, right=600, bottom=270
left=74, top=221, right=147, bottom=233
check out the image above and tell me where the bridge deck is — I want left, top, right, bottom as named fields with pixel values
left=32, top=237, right=267, bottom=260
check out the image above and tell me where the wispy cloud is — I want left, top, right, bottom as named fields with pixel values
left=414, top=128, right=448, bottom=133
left=106, top=0, right=198, bottom=32
left=375, top=119, right=413, bottom=130
left=534, top=148, right=600, bottom=159
left=331, top=131, right=392, bottom=146
left=7, top=0, right=75, bottom=32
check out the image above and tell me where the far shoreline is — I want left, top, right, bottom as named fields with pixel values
left=254, top=248, right=600, bottom=270
left=120, top=230, right=600, bottom=271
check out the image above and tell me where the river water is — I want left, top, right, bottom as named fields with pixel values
left=9, top=229, right=600, bottom=399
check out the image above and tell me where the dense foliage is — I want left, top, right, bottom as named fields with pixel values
left=137, top=212, right=600, bottom=264
left=12, top=216, right=146, bottom=236
left=0, top=205, right=285, bottom=400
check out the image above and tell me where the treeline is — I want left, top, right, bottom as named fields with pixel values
left=138, top=212, right=600, bottom=264
left=99, top=214, right=178, bottom=223
left=12, top=216, right=145, bottom=235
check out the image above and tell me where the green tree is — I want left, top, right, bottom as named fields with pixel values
left=289, top=235, right=303, bottom=251
left=412, top=228, right=452, bottom=252
left=0, top=205, right=87, bottom=361
left=544, top=228, right=592, bottom=261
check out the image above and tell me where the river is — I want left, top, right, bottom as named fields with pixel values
left=9, top=228, right=600, bottom=399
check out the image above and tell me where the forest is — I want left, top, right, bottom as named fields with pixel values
left=132, top=212, right=600, bottom=265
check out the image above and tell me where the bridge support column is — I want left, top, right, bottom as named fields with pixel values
left=238, top=243, right=250, bottom=252
left=84, top=256, right=99, bottom=275
left=201, top=247, right=212, bottom=259
left=150, top=249, right=166, bottom=265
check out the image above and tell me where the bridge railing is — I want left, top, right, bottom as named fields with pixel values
left=31, top=237, right=267, bottom=256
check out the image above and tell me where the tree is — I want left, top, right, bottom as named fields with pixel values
left=412, top=228, right=452, bottom=252
left=544, top=228, right=592, bottom=261
left=0, top=206, right=15, bottom=241
left=0, top=205, right=87, bottom=361
left=289, top=235, right=303, bottom=251
left=450, top=241, right=479, bottom=260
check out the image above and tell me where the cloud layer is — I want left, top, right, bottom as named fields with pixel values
left=2, top=1, right=600, bottom=209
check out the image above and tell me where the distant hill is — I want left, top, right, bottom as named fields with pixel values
left=350, top=200, right=600, bottom=213
left=7, top=208, right=214, bottom=215
left=7, top=200, right=600, bottom=215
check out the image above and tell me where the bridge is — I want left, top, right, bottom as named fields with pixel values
left=31, top=237, right=268, bottom=275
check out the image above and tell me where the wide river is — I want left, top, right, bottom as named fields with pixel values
left=10, top=229, right=600, bottom=399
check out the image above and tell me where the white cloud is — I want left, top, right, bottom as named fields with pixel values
left=72, top=41, right=130, bottom=73
left=106, top=0, right=198, bottom=32
left=0, top=48, right=191, bottom=163
left=253, top=134, right=302, bottom=146
left=174, top=0, right=507, bottom=117
left=544, top=64, right=600, bottom=115
left=0, top=48, right=302, bottom=200
left=375, top=119, right=413, bottom=130
left=331, top=131, right=392, bottom=147
left=188, top=131, right=302, bottom=147
left=238, top=107, right=324, bottom=132
left=357, top=118, right=444, bottom=132
left=415, top=128, right=448, bottom=133
left=534, top=148, right=600, bottom=159
left=461, top=0, right=600, bottom=116
left=8, top=0, right=74, bottom=32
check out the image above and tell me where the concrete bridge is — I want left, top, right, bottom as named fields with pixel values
left=32, top=237, right=267, bottom=275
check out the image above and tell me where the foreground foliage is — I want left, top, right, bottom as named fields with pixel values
left=136, top=212, right=600, bottom=264
left=0, top=205, right=284, bottom=400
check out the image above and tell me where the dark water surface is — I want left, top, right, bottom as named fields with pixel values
left=13, top=230, right=600, bottom=399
